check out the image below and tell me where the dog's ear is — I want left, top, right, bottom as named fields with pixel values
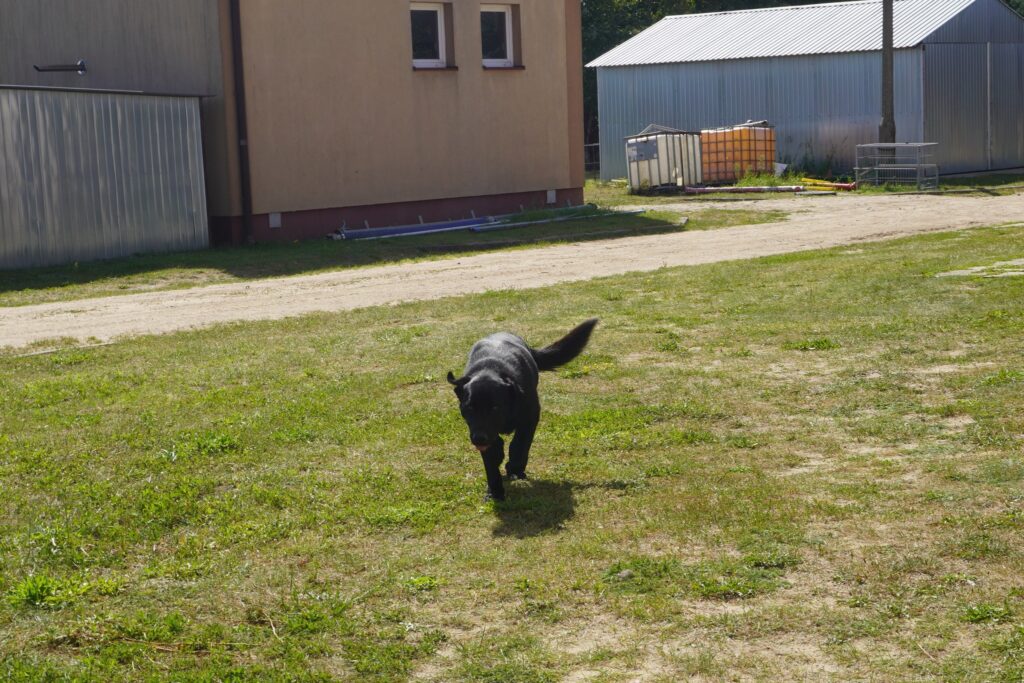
left=447, top=371, right=470, bottom=399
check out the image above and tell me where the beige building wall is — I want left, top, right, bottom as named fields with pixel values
left=239, top=0, right=580, bottom=215
left=1, top=0, right=582, bottom=237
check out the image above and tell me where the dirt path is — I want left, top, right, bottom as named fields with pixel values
left=2, top=193, right=1022, bottom=350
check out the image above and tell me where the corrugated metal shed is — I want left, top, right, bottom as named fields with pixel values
left=597, top=51, right=924, bottom=178
left=591, top=0, right=1024, bottom=177
left=0, top=86, right=209, bottom=269
left=588, top=0, right=974, bottom=67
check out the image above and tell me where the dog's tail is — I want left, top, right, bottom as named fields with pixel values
left=531, top=319, right=599, bottom=372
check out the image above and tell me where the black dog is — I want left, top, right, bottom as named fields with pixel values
left=447, top=319, right=598, bottom=501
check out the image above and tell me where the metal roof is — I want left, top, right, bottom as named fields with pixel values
left=587, top=0, right=976, bottom=68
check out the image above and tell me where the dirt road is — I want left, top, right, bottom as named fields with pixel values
left=2, top=193, right=1022, bottom=349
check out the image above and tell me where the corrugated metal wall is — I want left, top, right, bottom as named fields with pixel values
left=989, top=43, right=1024, bottom=169
left=0, top=0, right=237, bottom=218
left=597, top=50, right=923, bottom=180
left=922, top=44, right=990, bottom=172
left=0, top=88, right=208, bottom=270
left=0, top=0, right=221, bottom=94
left=922, top=43, right=1024, bottom=173
left=923, top=0, right=1024, bottom=43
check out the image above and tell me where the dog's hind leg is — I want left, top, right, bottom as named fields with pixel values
left=506, top=412, right=538, bottom=480
left=481, top=438, right=506, bottom=501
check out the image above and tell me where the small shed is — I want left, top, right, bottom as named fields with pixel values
left=589, top=0, right=1024, bottom=179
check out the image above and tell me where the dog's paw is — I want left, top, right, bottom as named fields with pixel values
left=506, top=471, right=529, bottom=482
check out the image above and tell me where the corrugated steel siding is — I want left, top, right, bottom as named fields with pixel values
left=0, top=0, right=221, bottom=93
left=923, top=0, right=1024, bottom=44
left=923, top=44, right=990, bottom=173
left=0, top=88, right=208, bottom=269
left=598, top=50, right=924, bottom=180
left=921, top=0, right=1024, bottom=172
left=989, top=43, right=1024, bottom=168
left=0, top=0, right=235, bottom=217
left=922, top=41, right=1024, bottom=173
left=588, top=0, right=973, bottom=67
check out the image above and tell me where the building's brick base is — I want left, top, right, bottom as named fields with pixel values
left=209, top=187, right=585, bottom=246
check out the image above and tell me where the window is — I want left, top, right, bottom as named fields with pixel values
left=411, top=3, right=448, bottom=68
left=481, top=5, right=517, bottom=68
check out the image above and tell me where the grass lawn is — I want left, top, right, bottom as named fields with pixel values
left=0, top=207, right=785, bottom=309
left=855, top=172, right=1024, bottom=195
left=588, top=173, right=1024, bottom=204
left=2, top=224, right=1023, bottom=681
left=938, top=173, right=1024, bottom=190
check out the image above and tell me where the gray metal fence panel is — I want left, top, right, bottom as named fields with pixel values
left=597, top=50, right=924, bottom=180
left=0, top=87, right=208, bottom=270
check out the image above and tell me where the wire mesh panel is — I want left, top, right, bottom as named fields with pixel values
left=855, top=143, right=939, bottom=190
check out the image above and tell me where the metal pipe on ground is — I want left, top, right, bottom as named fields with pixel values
left=469, top=210, right=645, bottom=233
left=418, top=217, right=686, bottom=253
left=339, top=206, right=641, bottom=241
left=338, top=205, right=600, bottom=241
left=684, top=186, right=805, bottom=194
left=339, top=217, right=497, bottom=240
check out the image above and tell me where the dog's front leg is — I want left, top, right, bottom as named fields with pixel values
left=507, top=406, right=539, bottom=480
left=506, top=422, right=536, bottom=480
left=481, top=437, right=506, bottom=501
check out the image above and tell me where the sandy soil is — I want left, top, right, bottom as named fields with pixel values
left=2, top=193, right=1022, bottom=350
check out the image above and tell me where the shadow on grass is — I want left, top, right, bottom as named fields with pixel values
left=0, top=214, right=680, bottom=301
left=492, top=478, right=577, bottom=539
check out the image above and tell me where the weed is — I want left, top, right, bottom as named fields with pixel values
left=783, top=338, right=841, bottom=351
left=604, top=555, right=789, bottom=601
left=962, top=603, right=1014, bottom=624
left=985, top=625, right=1024, bottom=681
left=727, top=435, right=762, bottom=449
left=982, top=369, right=1024, bottom=386
left=456, top=632, right=559, bottom=683
left=404, top=576, right=440, bottom=593
left=683, top=560, right=786, bottom=600
left=6, top=575, right=88, bottom=609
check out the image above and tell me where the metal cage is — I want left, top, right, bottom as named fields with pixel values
left=855, top=143, right=939, bottom=190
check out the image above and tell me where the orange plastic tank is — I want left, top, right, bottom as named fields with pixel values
left=700, top=123, right=776, bottom=184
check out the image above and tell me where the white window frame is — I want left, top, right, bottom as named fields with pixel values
left=411, top=2, right=447, bottom=69
left=481, top=4, right=514, bottom=68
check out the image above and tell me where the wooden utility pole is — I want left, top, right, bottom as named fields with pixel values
left=879, top=0, right=896, bottom=143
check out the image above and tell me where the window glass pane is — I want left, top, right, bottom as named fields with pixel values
left=481, top=11, right=508, bottom=61
left=411, top=9, right=441, bottom=61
